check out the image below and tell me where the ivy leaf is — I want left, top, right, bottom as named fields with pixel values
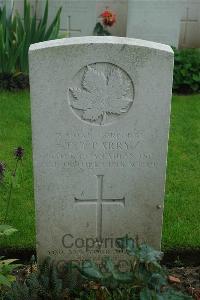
left=116, top=236, right=163, bottom=268
left=73, top=260, right=104, bottom=281
left=148, top=273, right=167, bottom=291
left=70, top=66, right=132, bottom=123
left=140, top=287, right=157, bottom=300
left=138, top=244, right=163, bottom=268
left=104, top=257, right=134, bottom=283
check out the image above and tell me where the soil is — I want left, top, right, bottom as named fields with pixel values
left=168, top=266, right=200, bottom=299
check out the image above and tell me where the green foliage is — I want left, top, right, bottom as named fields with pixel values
left=0, top=0, right=62, bottom=78
left=117, top=237, right=163, bottom=269
left=0, top=6, right=23, bottom=75
left=73, top=236, right=192, bottom=299
left=3, top=240, right=192, bottom=300
left=0, top=258, right=20, bottom=290
left=16, top=0, right=62, bottom=74
left=173, top=48, right=200, bottom=94
left=93, top=22, right=111, bottom=36
left=0, top=225, right=18, bottom=293
left=4, top=257, right=63, bottom=300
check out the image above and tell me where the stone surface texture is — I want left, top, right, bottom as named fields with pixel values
left=40, top=0, right=96, bottom=37
left=29, top=36, right=174, bottom=263
left=127, top=0, right=184, bottom=47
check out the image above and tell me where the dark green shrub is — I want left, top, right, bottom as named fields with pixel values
left=0, top=226, right=19, bottom=294
left=0, top=74, right=29, bottom=91
left=173, top=48, right=200, bottom=94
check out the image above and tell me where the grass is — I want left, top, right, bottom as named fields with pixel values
left=162, top=94, right=200, bottom=250
left=0, top=91, right=35, bottom=249
left=0, top=91, right=199, bottom=251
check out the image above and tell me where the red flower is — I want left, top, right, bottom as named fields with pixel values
left=100, top=9, right=116, bottom=27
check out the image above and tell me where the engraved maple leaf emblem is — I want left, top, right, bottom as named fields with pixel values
left=69, top=66, right=133, bottom=124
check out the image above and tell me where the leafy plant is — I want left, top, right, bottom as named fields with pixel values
left=0, top=6, right=23, bottom=75
left=0, top=258, right=20, bottom=290
left=4, top=257, right=64, bottom=300
left=3, top=238, right=192, bottom=299
left=173, top=48, right=200, bottom=94
left=16, top=0, right=62, bottom=74
left=93, top=22, right=111, bottom=36
left=0, top=148, right=22, bottom=295
left=73, top=236, right=192, bottom=299
left=0, top=0, right=62, bottom=86
left=93, top=9, right=116, bottom=36
left=0, top=227, right=19, bottom=294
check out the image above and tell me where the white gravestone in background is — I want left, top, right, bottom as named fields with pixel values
left=39, top=0, right=97, bottom=37
left=127, top=0, right=184, bottom=47
left=29, top=36, right=174, bottom=264
left=38, top=0, right=127, bottom=37
left=180, top=0, right=200, bottom=48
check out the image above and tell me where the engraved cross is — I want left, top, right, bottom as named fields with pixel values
left=67, top=16, right=81, bottom=37
left=74, top=175, right=125, bottom=241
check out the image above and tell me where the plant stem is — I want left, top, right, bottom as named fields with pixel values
left=4, top=159, right=19, bottom=223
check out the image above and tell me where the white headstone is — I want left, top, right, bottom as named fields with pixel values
left=29, top=37, right=174, bottom=264
left=127, top=0, right=184, bottom=47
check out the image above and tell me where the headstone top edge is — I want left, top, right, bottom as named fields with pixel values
left=29, top=36, right=174, bottom=55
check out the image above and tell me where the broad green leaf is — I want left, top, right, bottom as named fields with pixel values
left=104, top=257, right=134, bottom=283
left=140, top=287, right=156, bottom=300
left=138, top=244, right=163, bottom=267
left=74, top=260, right=104, bottom=280
left=148, top=273, right=167, bottom=291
